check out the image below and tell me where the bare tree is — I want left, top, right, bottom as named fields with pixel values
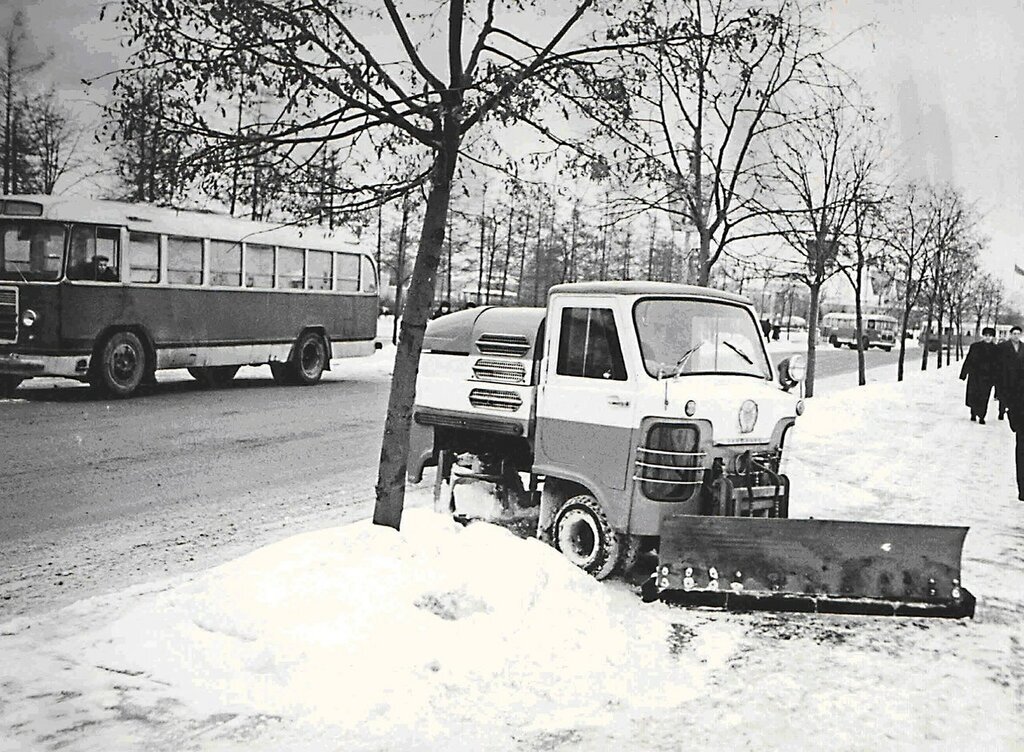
left=580, top=0, right=830, bottom=285
left=112, top=0, right=615, bottom=528
left=761, top=91, right=867, bottom=397
left=1, top=10, right=51, bottom=194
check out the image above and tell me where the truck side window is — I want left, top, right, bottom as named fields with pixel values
left=557, top=307, right=627, bottom=381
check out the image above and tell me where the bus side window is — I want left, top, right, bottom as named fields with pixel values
left=359, top=256, right=377, bottom=293
left=68, top=225, right=120, bottom=281
left=167, top=236, right=203, bottom=285
left=336, top=253, right=359, bottom=292
left=128, top=232, right=160, bottom=283
left=209, top=240, right=242, bottom=287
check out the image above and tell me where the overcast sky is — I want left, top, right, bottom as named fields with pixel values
left=6, top=0, right=1024, bottom=292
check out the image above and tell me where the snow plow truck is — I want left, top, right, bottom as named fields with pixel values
left=408, top=281, right=974, bottom=618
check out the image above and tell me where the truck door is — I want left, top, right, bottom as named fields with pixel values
left=535, top=298, right=635, bottom=491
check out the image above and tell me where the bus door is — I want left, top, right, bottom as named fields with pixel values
left=61, top=224, right=127, bottom=348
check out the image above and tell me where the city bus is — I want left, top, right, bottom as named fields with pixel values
left=821, top=311, right=897, bottom=351
left=0, top=196, right=379, bottom=398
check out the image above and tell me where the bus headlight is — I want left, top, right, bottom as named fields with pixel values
left=20, top=309, right=38, bottom=327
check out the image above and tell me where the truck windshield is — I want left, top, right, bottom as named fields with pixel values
left=634, top=298, right=771, bottom=379
left=0, top=220, right=66, bottom=282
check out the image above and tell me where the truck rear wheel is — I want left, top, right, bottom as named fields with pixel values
left=553, top=494, right=621, bottom=580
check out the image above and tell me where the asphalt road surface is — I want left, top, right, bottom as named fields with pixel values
left=0, top=364, right=393, bottom=619
left=0, top=342, right=935, bottom=619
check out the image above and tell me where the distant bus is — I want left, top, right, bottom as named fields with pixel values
left=821, top=311, right=897, bottom=351
left=0, top=196, right=379, bottom=398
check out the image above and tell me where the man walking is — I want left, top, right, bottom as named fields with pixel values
left=959, top=327, right=999, bottom=423
left=998, top=325, right=1024, bottom=500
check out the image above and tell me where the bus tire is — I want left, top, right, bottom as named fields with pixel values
left=0, top=375, right=23, bottom=397
left=291, top=331, right=327, bottom=385
left=553, top=494, right=621, bottom=580
left=95, top=331, right=147, bottom=398
left=188, top=365, right=239, bottom=388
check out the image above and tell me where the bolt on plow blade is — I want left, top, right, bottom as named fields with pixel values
left=650, top=516, right=974, bottom=619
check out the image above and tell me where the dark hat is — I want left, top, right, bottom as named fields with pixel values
left=982, top=327, right=996, bottom=336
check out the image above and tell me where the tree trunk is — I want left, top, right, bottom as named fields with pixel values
left=805, top=283, right=821, bottom=398
left=697, top=229, right=712, bottom=286
left=392, top=198, right=410, bottom=346
left=373, top=144, right=457, bottom=530
left=921, top=307, right=933, bottom=371
left=854, top=266, right=866, bottom=386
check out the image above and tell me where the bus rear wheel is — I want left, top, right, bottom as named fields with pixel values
left=95, top=331, right=147, bottom=398
left=291, top=332, right=327, bottom=385
left=188, top=365, right=239, bottom=388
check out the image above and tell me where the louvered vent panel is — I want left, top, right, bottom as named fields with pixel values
left=472, top=358, right=527, bottom=384
left=476, top=333, right=530, bottom=357
left=468, top=388, right=523, bottom=412
left=0, top=287, right=17, bottom=343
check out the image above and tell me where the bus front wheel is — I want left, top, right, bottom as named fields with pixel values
left=95, top=331, right=147, bottom=398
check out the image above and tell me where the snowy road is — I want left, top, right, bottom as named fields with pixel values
left=0, top=361, right=1021, bottom=751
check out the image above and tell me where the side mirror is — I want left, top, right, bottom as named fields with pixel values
left=777, top=354, right=806, bottom=393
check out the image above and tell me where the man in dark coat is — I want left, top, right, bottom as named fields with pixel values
left=959, top=327, right=999, bottom=423
left=998, top=325, right=1024, bottom=500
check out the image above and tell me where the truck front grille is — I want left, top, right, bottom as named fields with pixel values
left=476, top=333, right=531, bottom=357
left=0, top=287, right=17, bottom=343
left=468, top=388, right=523, bottom=412
left=472, top=358, right=527, bottom=384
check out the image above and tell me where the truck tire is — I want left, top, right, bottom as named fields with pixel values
left=553, top=494, right=621, bottom=580
left=95, top=331, right=147, bottom=398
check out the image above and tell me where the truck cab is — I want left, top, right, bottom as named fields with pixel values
left=409, top=281, right=805, bottom=579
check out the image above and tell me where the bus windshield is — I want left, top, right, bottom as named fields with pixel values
left=0, top=220, right=66, bottom=281
left=634, top=298, right=771, bottom=379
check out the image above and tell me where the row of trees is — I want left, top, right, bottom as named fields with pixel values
left=3, top=1, right=1013, bottom=527
left=1, top=11, right=85, bottom=195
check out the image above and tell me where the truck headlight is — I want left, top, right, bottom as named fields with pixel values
left=20, top=309, right=38, bottom=327
left=777, top=354, right=806, bottom=391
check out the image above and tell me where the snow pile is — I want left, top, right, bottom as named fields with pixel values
left=1, top=365, right=1022, bottom=751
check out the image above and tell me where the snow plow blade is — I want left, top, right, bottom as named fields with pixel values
left=649, top=516, right=974, bottom=618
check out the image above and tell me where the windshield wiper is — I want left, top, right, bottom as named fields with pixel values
left=658, top=341, right=705, bottom=379
left=721, top=339, right=753, bottom=365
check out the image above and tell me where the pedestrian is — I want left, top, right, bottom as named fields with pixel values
left=998, top=325, right=1024, bottom=500
left=959, top=326, right=999, bottom=423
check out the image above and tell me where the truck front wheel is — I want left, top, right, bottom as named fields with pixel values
left=553, top=494, right=621, bottom=580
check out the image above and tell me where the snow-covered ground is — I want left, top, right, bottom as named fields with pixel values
left=1, top=360, right=1022, bottom=751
